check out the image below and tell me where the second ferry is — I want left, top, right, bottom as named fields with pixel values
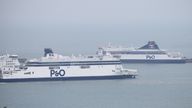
left=97, top=41, right=186, bottom=63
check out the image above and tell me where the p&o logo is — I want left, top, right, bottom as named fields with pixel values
left=50, top=69, right=65, bottom=77
left=146, top=55, right=155, bottom=59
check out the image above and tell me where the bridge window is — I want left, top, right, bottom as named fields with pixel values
left=80, top=65, right=90, bottom=69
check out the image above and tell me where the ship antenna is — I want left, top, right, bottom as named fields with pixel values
left=5, top=50, right=8, bottom=55
left=107, top=42, right=111, bottom=48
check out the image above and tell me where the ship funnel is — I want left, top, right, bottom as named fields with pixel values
left=44, top=48, right=54, bottom=57
left=139, top=41, right=159, bottom=49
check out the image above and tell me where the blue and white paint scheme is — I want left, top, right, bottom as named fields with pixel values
left=97, top=41, right=186, bottom=63
left=0, top=49, right=137, bottom=82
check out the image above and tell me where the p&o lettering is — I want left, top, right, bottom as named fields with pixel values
left=146, top=55, right=155, bottom=59
left=50, top=69, right=65, bottom=77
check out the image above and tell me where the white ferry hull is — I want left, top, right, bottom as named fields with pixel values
left=119, top=54, right=186, bottom=63
left=0, top=49, right=138, bottom=82
left=0, top=65, right=137, bottom=82
left=120, top=59, right=185, bottom=63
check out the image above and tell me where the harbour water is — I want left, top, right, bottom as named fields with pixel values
left=0, top=63, right=192, bottom=108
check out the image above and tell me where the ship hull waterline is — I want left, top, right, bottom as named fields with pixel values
left=120, top=59, right=186, bottom=63
left=0, top=75, right=136, bottom=82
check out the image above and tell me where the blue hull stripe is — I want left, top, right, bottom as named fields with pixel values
left=0, top=75, right=136, bottom=82
left=120, top=59, right=186, bottom=63
left=26, top=62, right=121, bottom=67
left=26, top=61, right=121, bottom=67
left=27, top=61, right=120, bottom=64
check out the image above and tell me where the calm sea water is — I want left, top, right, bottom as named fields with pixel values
left=0, top=64, right=192, bottom=108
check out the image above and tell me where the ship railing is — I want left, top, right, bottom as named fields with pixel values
left=0, top=69, right=2, bottom=78
left=167, top=52, right=182, bottom=58
left=115, top=67, right=138, bottom=76
left=121, top=69, right=138, bottom=76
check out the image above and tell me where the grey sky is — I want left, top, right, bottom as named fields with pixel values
left=0, top=0, right=192, bottom=57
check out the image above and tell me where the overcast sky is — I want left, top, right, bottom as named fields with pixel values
left=0, top=0, right=192, bottom=57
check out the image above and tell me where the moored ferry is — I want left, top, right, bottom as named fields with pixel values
left=0, top=48, right=137, bottom=82
left=97, top=41, right=186, bottom=63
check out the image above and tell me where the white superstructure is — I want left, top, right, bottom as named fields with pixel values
left=0, top=48, right=137, bottom=82
left=97, top=41, right=186, bottom=63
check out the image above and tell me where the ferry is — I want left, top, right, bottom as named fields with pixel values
left=0, top=48, right=137, bottom=82
left=97, top=41, right=186, bottom=63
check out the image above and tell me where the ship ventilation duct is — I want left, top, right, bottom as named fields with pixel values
left=44, top=48, right=54, bottom=57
